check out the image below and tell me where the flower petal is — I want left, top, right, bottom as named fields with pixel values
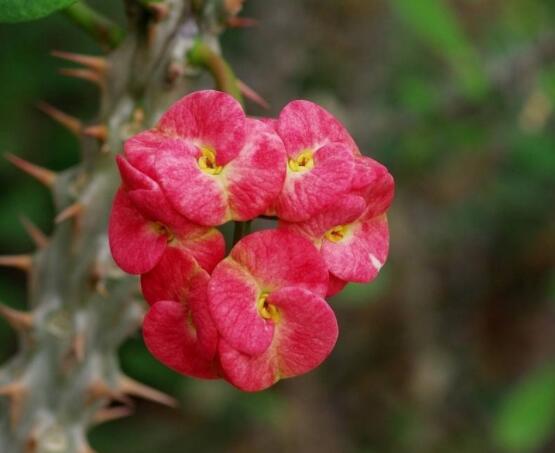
left=275, top=143, right=355, bottom=222
left=172, top=224, right=225, bottom=274
left=279, top=194, right=366, bottom=241
left=225, top=119, right=286, bottom=220
left=124, top=130, right=193, bottom=179
left=352, top=155, right=394, bottom=217
left=327, top=274, right=348, bottom=297
left=155, top=145, right=229, bottom=226
left=208, top=258, right=274, bottom=356
left=108, top=188, right=166, bottom=274
left=140, top=247, right=218, bottom=360
left=157, top=90, right=247, bottom=165
left=229, top=229, right=329, bottom=296
left=277, top=100, right=357, bottom=156
left=143, top=300, right=219, bottom=379
left=322, top=214, right=389, bottom=282
left=219, top=287, right=338, bottom=391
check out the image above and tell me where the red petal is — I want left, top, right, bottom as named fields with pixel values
left=154, top=145, right=228, bottom=226
left=327, top=274, right=348, bottom=297
left=275, top=143, right=355, bottom=222
left=226, top=119, right=286, bottom=220
left=208, top=258, right=274, bottom=356
left=143, top=300, right=219, bottom=379
left=157, top=90, right=247, bottom=165
left=323, top=214, right=389, bottom=282
left=277, top=100, right=357, bottom=156
left=230, top=230, right=329, bottom=297
left=108, top=188, right=166, bottom=274
left=219, top=287, right=338, bottom=391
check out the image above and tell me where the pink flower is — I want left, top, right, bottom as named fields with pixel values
left=141, top=248, right=219, bottom=379
left=280, top=156, right=394, bottom=289
left=108, top=155, right=225, bottom=275
left=272, top=100, right=358, bottom=221
left=125, top=90, right=287, bottom=226
left=208, top=229, right=338, bottom=391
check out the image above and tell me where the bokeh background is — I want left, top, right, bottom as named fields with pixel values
left=1, top=1, right=555, bottom=452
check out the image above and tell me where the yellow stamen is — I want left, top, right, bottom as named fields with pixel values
left=198, top=147, right=223, bottom=175
left=324, top=225, right=347, bottom=243
left=256, top=292, right=280, bottom=322
left=288, top=150, right=314, bottom=172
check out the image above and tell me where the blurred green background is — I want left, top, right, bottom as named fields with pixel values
left=1, top=0, right=554, bottom=452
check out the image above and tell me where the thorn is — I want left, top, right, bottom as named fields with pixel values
left=227, top=17, right=258, bottom=28
left=59, top=68, right=105, bottom=88
left=37, top=101, right=82, bottom=136
left=0, top=382, right=27, bottom=428
left=55, top=202, right=83, bottom=224
left=51, top=50, right=108, bottom=74
left=118, top=375, right=177, bottom=408
left=5, top=153, right=57, bottom=188
left=87, top=380, right=133, bottom=406
left=19, top=216, right=49, bottom=249
left=0, top=304, right=34, bottom=331
left=93, top=405, right=133, bottom=425
left=83, top=124, right=108, bottom=142
left=0, top=255, right=33, bottom=272
left=147, top=3, right=169, bottom=22
left=237, top=80, right=270, bottom=109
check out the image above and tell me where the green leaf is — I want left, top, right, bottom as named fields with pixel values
left=391, top=0, right=488, bottom=98
left=493, top=364, right=555, bottom=452
left=0, top=0, right=77, bottom=23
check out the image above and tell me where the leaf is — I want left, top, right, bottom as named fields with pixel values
left=0, top=0, right=77, bottom=23
left=390, top=0, right=488, bottom=98
left=493, top=364, right=555, bottom=452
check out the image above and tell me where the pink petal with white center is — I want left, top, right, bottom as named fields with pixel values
left=141, top=247, right=218, bottom=361
left=275, top=143, right=355, bottom=222
left=143, top=301, right=219, bottom=379
left=277, top=100, right=357, bottom=156
left=208, top=258, right=273, bottom=356
left=157, top=90, right=247, bottom=165
left=229, top=229, right=329, bottom=297
left=108, top=188, right=167, bottom=275
left=352, top=155, right=395, bottom=217
left=327, top=274, right=348, bottom=297
left=154, top=145, right=228, bottom=226
left=226, top=119, right=286, bottom=220
left=219, top=287, right=338, bottom=392
left=279, top=195, right=366, bottom=241
left=322, top=214, right=389, bottom=283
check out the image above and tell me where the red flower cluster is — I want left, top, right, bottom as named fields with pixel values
left=109, top=90, right=394, bottom=391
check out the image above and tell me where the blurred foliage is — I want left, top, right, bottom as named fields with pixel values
left=1, top=0, right=554, bottom=452
left=0, top=0, right=76, bottom=23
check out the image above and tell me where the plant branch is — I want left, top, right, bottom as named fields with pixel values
left=187, top=39, right=243, bottom=104
left=63, top=1, right=125, bottom=50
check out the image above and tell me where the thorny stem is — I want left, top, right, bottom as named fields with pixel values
left=63, top=1, right=125, bottom=50
left=187, top=39, right=244, bottom=104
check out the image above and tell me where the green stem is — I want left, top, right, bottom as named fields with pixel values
left=63, top=1, right=125, bottom=50
left=232, top=220, right=251, bottom=245
left=187, top=40, right=243, bottom=104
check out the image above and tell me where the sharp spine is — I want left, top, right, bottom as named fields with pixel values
left=5, top=153, right=57, bottom=188
left=37, top=101, right=82, bottom=136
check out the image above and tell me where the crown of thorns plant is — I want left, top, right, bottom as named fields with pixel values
left=109, top=89, right=394, bottom=391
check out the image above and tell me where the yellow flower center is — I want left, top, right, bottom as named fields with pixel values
left=288, top=150, right=314, bottom=172
left=152, top=222, right=174, bottom=243
left=256, top=292, right=280, bottom=322
left=198, top=147, right=223, bottom=175
left=324, top=225, right=347, bottom=243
